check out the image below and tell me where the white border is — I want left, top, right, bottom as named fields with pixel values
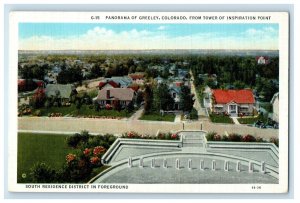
left=8, top=11, right=289, bottom=193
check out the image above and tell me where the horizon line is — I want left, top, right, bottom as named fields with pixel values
left=18, top=49, right=279, bottom=51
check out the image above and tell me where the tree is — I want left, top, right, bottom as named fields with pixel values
left=153, top=83, right=174, bottom=111
left=126, top=101, right=135, bottom=113
left=143, top=85, right=153, bottom=113
left=75, top=97, right=82, bottom=113
left=90, top=63, right=105, bottom=78
left=57, top=67, right=83, bottom=84
left=30, top=88, right=46, bottom=108
left=94, top=100, right=100, bottom=112
left=135, top=91, right=144, bottom=106
left=179, top=86, right=195, bottom=112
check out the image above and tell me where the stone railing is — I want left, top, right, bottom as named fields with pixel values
left=101, top=138, right=182, bottom=165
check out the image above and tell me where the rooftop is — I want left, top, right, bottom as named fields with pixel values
left=212, top=89, right=255, bottom=104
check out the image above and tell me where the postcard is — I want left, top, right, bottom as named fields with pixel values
left=8, top=11, right=289, bottom=193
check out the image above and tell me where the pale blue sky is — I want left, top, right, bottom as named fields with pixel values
left=19, top=23, right=279, bottom=50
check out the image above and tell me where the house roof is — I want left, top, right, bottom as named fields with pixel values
left=128, top=73, right=145, bottom=80
left=111, top=76, right=133, bottom=87
left=128, top=85, right=140, bottom=92
left=45, top=84, right=74, bottom=98
left=96, top=88, right=134, bottom=101
left=212, top=89, right=255, bottom=104
left=99, top=80, right=120, bottom=89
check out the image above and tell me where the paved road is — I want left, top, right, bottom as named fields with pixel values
left=18, top=117, right=279, bottom=140
left=189, top=71, right=207, bottom=117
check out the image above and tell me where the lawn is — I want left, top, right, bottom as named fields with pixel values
left=209, top=114, right=234, bottom=124
left=34, top=104, right=134, bottom=117
left=237, top=115, right=267, bottom=124
left=17, top=133, right=109, bottom=183
left=139, top=112, right=175, bottom=122
left=17, top=133, right=72, bottom=183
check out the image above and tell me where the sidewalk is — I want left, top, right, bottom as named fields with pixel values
left=231, top=117, right=241, bottom=125
left=174, top=114, right=182, bottom=123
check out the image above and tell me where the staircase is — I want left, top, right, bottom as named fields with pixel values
left=181, top=132, right=207, bottom=150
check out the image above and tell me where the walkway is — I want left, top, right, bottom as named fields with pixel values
left=174, top=114, right=182, bottom=123
left=231, top=117, right=241, bottom=125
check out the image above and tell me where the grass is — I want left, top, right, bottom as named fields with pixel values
left=17, top=133, right=72, bottom=183
left=237, top=115, right=268, bottom=124
left=139, top=112, right=175, bottom=122
left=209, top=114, right=234, bottom=124
left=35, top=104, right=134, bottom=117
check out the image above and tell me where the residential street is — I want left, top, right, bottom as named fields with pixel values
left=18, top=117, right=278, bottom=140
left=189, top=70, right=207, bottom=117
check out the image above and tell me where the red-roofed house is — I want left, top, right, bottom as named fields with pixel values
left=211, top=89, right=255, bottom=116
left=99, top=80, right=120, bottom=90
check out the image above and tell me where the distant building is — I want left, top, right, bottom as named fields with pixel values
left=154, top=76, right=164, bottom=85
left=256, top=56, right=270, bottom=65
left=211, top=89, right=255, bottom=116
left=99, top=76, right=133, bottom=89
left=111, top=76, right=133, bottom=88
left=45, top=84, right=76, bottom=103
left=99, top=80, right=120, bottom=90
left=94, top=88, right=135, bottom=108
left=270, top=92, right=279, bottom=122
left=128, top=73, right=145, bottom=85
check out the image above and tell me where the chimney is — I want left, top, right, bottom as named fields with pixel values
left=106, top=89, right=110, bottom=99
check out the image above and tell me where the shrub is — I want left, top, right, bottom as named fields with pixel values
left=189, top=108, right=198, bottom=120
left=206, top=132, right=217, bottom=141
left=213, top=134, right=221, bottom=141
left=256, top=137, right=264, bottom=142
left=228, top=133, right=242, bottom=142
left=242, top=134, right=256, bottom=142
left=270, top=137, right=279, bottom=147
left=60, top=158, right=93, bottom=183
left=30, top=162, right=57, bottom=183
left=221, top=135, right=228, bottom=141
left=66, top=131, right=90, bottom=148
left=33, top=110, right=41, bottom=117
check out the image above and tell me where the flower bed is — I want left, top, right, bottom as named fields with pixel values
left=121, top=131, right=180, bottom=140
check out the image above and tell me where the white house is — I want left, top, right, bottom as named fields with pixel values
left=211, top=89, right=256, bottom=117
